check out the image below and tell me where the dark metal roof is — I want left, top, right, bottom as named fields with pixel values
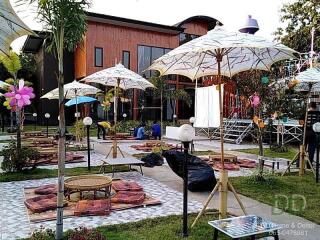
left=87, top=12, right=185, bottom=34
left=22, top=31, right=46, bottom=53
left=174, top=15, right=221, bottom=30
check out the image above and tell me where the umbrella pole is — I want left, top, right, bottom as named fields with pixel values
left=191, top=54, right=246, bottom=227
left=216, top=54, right=228, bottom=219
left=112, top=79, right=120, bottom=158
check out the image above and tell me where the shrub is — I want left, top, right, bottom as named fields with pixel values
left=0, top=141, right=40, bottom=172
left=66, top=226, right=106, bottom=240
left=30, top=226, right=106, bottom=240
left=30, top=227, right=55, bottom=240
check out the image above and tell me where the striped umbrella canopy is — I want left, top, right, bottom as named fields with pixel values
left=0, top=0, right=34, bottom=55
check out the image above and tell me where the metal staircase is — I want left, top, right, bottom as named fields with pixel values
left=210, top=119, right=254, bottom=144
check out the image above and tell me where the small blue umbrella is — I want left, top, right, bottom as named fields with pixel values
left=65, top=96, right=97, bottom=107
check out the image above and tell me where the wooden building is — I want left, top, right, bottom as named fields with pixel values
left=23, top=13, right=240, bottom=122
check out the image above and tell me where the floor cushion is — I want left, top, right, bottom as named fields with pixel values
left=34, top=184, right=57, bottom=195
left=25, top=194, right=60, bottom=213
left=74, top=199, right=111, bottom=216
left=111, top=191, right=145, bottom=204
left=112, top=180, right=143, bottom=192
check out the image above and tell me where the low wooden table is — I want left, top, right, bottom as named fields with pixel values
left=208, top=215, right=281, bottom=240
left=100, top=157, right=144, bottom=176
left=64, top=175, right=112, bottom=200
left=209, top=153, right=237, bottom=163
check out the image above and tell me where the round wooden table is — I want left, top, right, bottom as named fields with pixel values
left=64, top=175, right=112, bottom=200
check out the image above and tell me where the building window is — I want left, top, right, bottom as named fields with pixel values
left=137, top=45, right=172, bottom=78
left=122, top=51, right=130, bottom=69
left=179, top=33, right=200, bottom=45
left=94, top=47, right=103, bottom=67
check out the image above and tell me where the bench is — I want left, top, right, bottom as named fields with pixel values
left=258, top=155, right=291, bottom=173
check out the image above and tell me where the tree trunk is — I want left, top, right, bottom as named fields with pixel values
left=160, top=91, right=163, bottom=137
left=56, top=33, right=66, bottom=240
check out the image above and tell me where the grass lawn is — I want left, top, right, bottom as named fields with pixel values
left=237, top=147, right=298, bottom=159
left=230, top=173, right=320, bottom=224
left=21, top=125, right=98, bottom=137
left=0, top=166, right=128, bottom=182
left=28, top=214, right=271, bottom=240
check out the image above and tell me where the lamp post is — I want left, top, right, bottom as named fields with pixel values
left=33, top=113, right=38, bottom=131
left=44, top=113, right=50, bottom=137
left=173, top=114, right=177, bottom=126
left=178, top=124, right=195, bottom=238
left=123, top=113, right=127, bottom=121
left=189, top=117, right=196, bottom=153
left=83, top=117, right=93, bottom=171
left=313, top=122, right=320, bottom=183
left=74, top=112, right=80, bottom=118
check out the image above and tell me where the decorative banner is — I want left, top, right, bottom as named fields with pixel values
left=4, top=80, right=35, bottom=111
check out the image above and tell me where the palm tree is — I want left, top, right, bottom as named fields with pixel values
left=21, top=0, right=89, bottom=239
left=0, top=52, right=22, bottom=161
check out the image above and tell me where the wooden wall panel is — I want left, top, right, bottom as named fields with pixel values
left=74, top=37, right=87, bottom=79
left=85, top=21, right=179, bottom=75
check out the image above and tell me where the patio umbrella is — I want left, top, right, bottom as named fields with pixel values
left=290, top=67, right=320, bottom=176
left=65, top=96, right=97, bottom=107
left=148, top=26, right=296, bottom=220
left=82, top=63, right=154, bottom=158
left=41, top=80, right=101, bottom=141
left=0, top=0, right=35, bottom=55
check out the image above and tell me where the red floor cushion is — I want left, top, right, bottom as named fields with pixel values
left=74, top=199, right=111, bottom=216
left=237, top=159, right=257, bottom=168
left=25, top=194, right=61, bottom=213
left=111, top=191, right=145, bottom=204
left=34, top=184, right=57, bottom=195
left=112, top=181, right=143, bottom=192
left=213, top=162, right=240, bottom=171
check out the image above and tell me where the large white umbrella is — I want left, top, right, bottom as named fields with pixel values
left=41, top=80, right=101, bottom=141
left=148, top=26, right=296, bottom=221
left=82, top=63, right=154, bottom=158
left=83, top=63, right=154, bottom=90
left=0, top=0, right=34, bottom=55
left=288, top=67, right=320, bottom=177
left=41, top=80, right=101, bottom=100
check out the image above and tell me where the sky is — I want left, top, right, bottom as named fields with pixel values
left=11, top=0, right=293, bottom=53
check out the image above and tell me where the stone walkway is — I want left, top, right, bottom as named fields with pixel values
left=0, top=172, right=202, bottom=240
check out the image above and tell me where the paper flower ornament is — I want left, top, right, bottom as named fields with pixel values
left=250, top=94, right=260, bottom=108
left=4, top=80, right=35, bottom=110
left=101, top=100, right=111, bottom=111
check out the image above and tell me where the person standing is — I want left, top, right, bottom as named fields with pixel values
left=300, top=102, right=320, bottom=168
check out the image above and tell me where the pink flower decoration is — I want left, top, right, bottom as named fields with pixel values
left=4, top=80, right=35, bottom=110
left=250, top=94, right=260, bottom=108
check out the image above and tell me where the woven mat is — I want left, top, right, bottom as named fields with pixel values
left=23, top=180, right=161, bottom=223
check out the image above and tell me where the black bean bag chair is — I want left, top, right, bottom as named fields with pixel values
left=141, top=153, right=164, bottom=167
left=162, top=150, right=217, bottom=192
